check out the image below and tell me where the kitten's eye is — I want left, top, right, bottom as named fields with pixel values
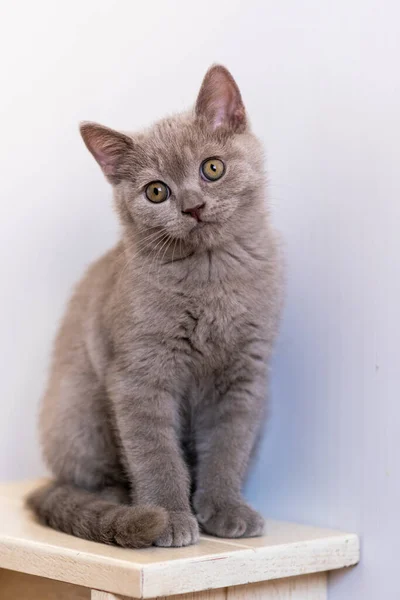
left=201, top=158, right=225, bottom=182
left=145, top=181, right=170, bottom=203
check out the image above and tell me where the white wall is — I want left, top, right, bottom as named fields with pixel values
left=1, top=2, right=399, bottom=598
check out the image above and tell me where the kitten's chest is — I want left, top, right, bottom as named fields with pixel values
left=180, top=283, right=250, bottom=364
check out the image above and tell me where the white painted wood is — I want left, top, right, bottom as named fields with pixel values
left=228, top=573, right=327, bottom=599
left=140, top=528, right=356, bottom=597
left=0, top=481, right=359, bottom=599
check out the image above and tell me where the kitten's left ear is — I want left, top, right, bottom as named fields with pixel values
left=195, top=65, right=246, bottom=133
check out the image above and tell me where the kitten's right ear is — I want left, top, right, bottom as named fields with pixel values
left=80, top=121, right=134, bottom=183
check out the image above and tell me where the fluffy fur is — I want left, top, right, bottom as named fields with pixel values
left=27, top=65, right=284, bottom=548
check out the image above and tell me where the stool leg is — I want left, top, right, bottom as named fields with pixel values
left=154, top=592, right=226, bottom=600
left=91, top=593, right=128, bottom=600
left=91, top=575, right=327, bottom=600
left=227, top=573, right=327, bottom=599
left=91, top=589, right=226, bottom=599
left=0, top=568, right=89, bottom=599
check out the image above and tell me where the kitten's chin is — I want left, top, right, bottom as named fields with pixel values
left=185, top=221, right=232, bottom=251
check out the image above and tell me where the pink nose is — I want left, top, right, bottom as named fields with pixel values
left=182, top=202, right=205, bottom=222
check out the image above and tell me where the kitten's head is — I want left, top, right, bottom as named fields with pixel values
left=81, top=66, right=265, bottom=253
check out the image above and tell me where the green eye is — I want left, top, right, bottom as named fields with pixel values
left=201, top=158, right=225, bottom=181
left=145, top=181, right=170, bottom=203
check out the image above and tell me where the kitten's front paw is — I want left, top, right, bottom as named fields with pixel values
left=154, top=511, right=199, bottom=547
left=194, top=497, right=264, bottom=538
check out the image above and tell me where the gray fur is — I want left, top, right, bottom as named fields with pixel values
left=27, top=65, right=284, bottom=547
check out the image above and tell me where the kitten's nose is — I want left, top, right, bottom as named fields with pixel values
left=182, top=202, right=205, bottom=222
left=181, top=194, right=206, bottom=222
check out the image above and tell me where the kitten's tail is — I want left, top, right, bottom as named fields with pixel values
left=26, top=481, right=168, bottom=548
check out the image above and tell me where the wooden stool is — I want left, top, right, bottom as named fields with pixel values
left=0, top=481, right=359, bottom=599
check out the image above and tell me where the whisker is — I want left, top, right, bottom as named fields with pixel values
left=153, top=235, right=171, bottom=285
left=118, top=230, right=167, bottom=283
left=155, top=235, right=173, bottom=286
left=133, top=229, right=166, bottom=251
left=146, top=233, right=170, bottom=285
left=171, top=237, right=178, bottom=265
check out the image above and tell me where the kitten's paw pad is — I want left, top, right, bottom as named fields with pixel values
left=154, top=511, right=199, bottom=547
left=196, top=502, right=265, bottom=538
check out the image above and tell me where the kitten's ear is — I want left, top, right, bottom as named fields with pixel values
left=80, top=121, right=134, bottom=183
left=195, top=65, right=246, bottom=133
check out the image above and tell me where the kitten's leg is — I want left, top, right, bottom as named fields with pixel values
left=33, top=360, right=167, bottom=548
left=193, top=355, right=268, bottom=538
left=106, top=359, right=199, bottom=547
left=97, top=484, right=130, bottom=504
left=40, top=363, right=125, bottom=492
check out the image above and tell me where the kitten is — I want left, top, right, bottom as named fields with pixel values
left=27, top=65, right=284, bottom=548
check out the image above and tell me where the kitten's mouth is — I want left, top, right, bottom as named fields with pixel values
left=191, top=219, right=215, bottom=231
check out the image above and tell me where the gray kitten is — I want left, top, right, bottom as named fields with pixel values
left=27, top=65, right=284, bottom=548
